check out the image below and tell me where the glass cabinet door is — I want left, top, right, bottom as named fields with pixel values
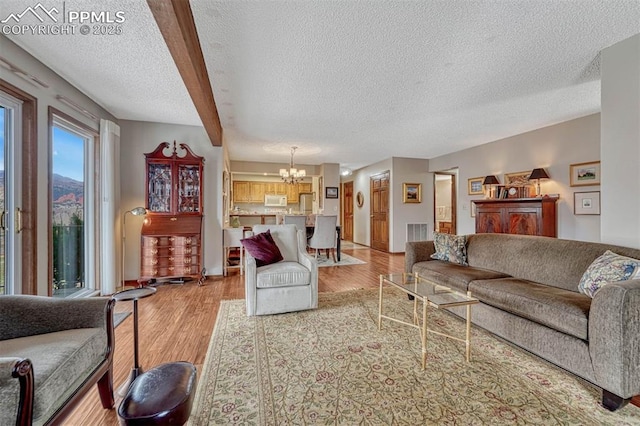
left=148, top=163, right=172, bottom=213
left=177, top=164, right=201, bottom=213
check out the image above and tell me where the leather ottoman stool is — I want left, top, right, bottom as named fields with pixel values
left=118, top=361, right=197, bottom=425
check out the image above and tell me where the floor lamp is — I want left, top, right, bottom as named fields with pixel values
left=122, top=207, right=147, bottom=290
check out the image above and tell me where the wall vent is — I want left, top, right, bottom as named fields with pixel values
left=406, top=223, right=429, bottom=242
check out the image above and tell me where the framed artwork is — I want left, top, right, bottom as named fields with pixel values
left=504, top=171, right=531, bottom=186
left=470, top=200, right=476, bottom=217
left=318, top=176, right=324, bottom=208
left=570, top=161, right=600, bottom=187
left=468, top=177, right=484, bottom=195
left=325, top=186, right=339, bottom=199
left=574, top=191, right=600, bottom=215
left=403, top=183, right=422, bottom=203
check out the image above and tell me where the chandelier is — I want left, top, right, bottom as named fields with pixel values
left=279, top=146, right=306, bottom=184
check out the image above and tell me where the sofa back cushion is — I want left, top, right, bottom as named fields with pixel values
left=466, top=233, right=640, bottom=292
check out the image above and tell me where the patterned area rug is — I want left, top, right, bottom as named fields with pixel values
left=113, top=311, right=131, bottom=328
left=316, top=253, right=366, bottom=267
left=189, top=288, right=640, bottom=425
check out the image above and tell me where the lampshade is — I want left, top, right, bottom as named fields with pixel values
left=529, top=168, right=549, bottom=180
left=129, top=207, right=147, bottom=216
left=482, top=175, right=499, bottom=185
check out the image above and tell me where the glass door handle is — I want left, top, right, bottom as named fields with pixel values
left=15, top=208, right=22, bottom=233
left=0, top=210, right=5, bottom=230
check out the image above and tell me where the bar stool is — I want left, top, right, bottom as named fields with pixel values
left=223, top=227, right=244, bottom=276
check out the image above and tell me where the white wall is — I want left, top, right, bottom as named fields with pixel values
left=390, top=157, right=431, bottom=252
left=321, top=163, right=341, bottom=222
left=429, top=114, right=602, bottom=241
left=119, top=120, right=224, bottom=279
left=1, top=35, right=118, bottom=295
left=601, top=34, right=640, bottom=248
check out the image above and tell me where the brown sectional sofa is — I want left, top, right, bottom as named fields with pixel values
left=405, top=233, right=640, bottom=411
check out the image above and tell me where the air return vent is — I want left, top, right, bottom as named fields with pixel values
left=406, top=223, right=429, bottom=242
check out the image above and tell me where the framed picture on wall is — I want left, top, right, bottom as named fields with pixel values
left=403, top=183, right=422, bottom=203
left=504, top=171, right=531, bottom=186
left=570, top=161, right=600, bottom=186
left=468, top=177, right=484, bottom=195
left=574, top=191, right=600, bottom=215
left=325, top=186, right=339, bottom=199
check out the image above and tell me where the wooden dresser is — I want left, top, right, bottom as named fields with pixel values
left=140, top=141, right=205, bottom=284
left=473, top=196, right=559, bottom=237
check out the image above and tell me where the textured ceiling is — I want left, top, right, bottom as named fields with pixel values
left=4, top=1, right=640, bottom=170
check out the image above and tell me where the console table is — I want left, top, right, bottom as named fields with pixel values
left=473, top=196, right=559, bottom=237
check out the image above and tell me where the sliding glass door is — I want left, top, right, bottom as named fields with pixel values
left=0, top=92, right=23, bottom=295
left=50, top=113, right=96, bottom=297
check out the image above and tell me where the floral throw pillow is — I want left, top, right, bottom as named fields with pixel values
left=578, top=250, right=640, bottom=298
left=430, top=232, right=468, bottom=266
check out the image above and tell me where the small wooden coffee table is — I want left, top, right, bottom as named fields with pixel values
left=378, top=272, right=478, bottom=369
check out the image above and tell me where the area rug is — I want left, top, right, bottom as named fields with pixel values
left=113, top=311, right=131, bottom=328
left=189, top=288, right=640, bottom=425
left=316, top=253, right=366, bottom=267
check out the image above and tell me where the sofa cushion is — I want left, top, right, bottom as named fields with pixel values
left=430, top=233, right=468, bottom=265
left=257, top=261, right=311, bottom=288
left=241, top=230, right=283, bottom=267
left=412, top=260, right=510, bottom=294
left=578, top=250, right=640, bottom=298
left=0, top=328, right=107, bottom=423
left=469, top=278, right=591, bottom=340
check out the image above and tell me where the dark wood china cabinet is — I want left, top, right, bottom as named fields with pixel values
left=140, top=141, right=205, bottom=284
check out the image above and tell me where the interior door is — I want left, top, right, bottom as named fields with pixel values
left=342, top=181, right=353, bottom=241
left=370, top=171, right=389, bottom=251
left=434, top=171, right=457, bottom=234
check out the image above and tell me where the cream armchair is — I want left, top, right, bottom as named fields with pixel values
left=244, top=224, right=318, bottom=316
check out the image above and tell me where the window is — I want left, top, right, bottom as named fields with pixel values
left=50, top=110, right=97, bottom=297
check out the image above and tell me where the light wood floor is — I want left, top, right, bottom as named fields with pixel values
left=64, top=245, right=405, bottom=425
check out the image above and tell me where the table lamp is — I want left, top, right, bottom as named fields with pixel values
left=528, top=168, right=549, bottom=197
left=482, top=175, right=500, bottom=198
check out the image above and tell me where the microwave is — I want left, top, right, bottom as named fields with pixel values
left=264, top=194, right=287, bottom=207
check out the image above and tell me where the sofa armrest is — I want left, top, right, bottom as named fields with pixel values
left=404, top=241, right=435, bottom=273
left=0, top=357, right=34, bottom=426
left=0, top=296, right=112, bottom=340
left=589, top=279, right=640, bottom=399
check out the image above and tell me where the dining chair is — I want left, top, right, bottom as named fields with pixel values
left=283, top=215, right=307, bottom=232
left=308, top=215, right=338, bottom=262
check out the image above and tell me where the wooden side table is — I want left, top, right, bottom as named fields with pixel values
left=112, top=286, right=157, bottom=396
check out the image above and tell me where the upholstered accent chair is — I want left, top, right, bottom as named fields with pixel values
left=0, top=296, right=115, bottom=426
left=244, top=224, right=318, bottom=316
left=308, top=215, right=338, bottom=262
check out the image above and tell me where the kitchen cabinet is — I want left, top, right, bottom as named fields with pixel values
left=249, top=182, right=266, bottom=203
left=141, top=141, right=205, bottom=283
left=233, top=181, right=251, bottom=203
left=298, top=183, right=312, bottom=193
left=232, top=181, right=312, bottom=204
left=473, top=197, right=558, bottom=237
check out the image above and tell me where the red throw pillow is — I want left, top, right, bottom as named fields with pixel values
left=241, top=230, right=283, bottom=267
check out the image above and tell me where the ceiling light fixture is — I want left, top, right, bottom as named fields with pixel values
left=279, top=146, right=306, bottom=185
